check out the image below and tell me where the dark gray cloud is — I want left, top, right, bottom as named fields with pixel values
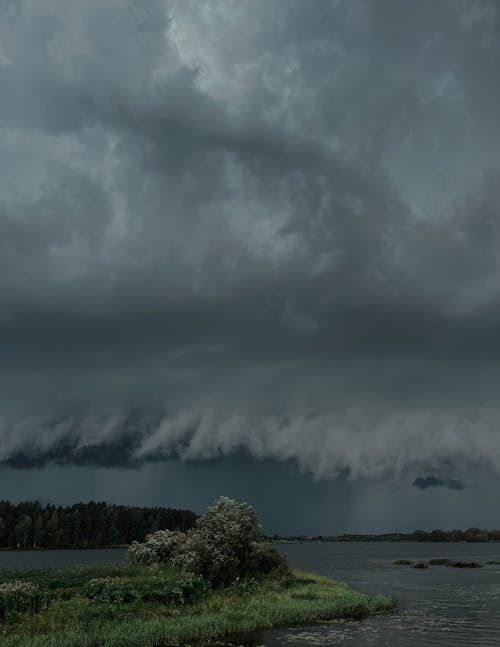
left=1, top=1, right=500, bottom=482
left=412, top=475, right=466, bottom=491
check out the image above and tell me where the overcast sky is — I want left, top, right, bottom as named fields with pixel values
left=2, top=0, right=500, bottom=532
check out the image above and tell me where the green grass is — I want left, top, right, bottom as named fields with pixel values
left=0, top=566, right=394, bottom=647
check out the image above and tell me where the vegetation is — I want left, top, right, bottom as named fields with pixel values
left=0, top=566, right=393, bottom=647
left=396, top=559, right=483, bottom=568
left=0, top=581, right=43, bottom=621
left=0, top=501, right=196, bottom=549
left=128, top=497, right=285, bottom=586
left=0, top=497, right=393, bottom=646
left=449, top=561, right=482, bottom=568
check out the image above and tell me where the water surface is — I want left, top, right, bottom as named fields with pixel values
left=257, top=541, right=500, bottom=646
left=0, top=548, right=127, bottom=569
left=1, top=542, right=499, bottom=645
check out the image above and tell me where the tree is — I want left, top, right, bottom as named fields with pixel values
left=127, top=496, right=289, bottom=586
left=45, top=510, right=59, bottom=548
left=0, top=500, right=197, bottom=549
left=33, top=517, right=45, bottom=549
left=14, top=515, right=32, bottom=549
left=176, top=496, right=261, bottom=585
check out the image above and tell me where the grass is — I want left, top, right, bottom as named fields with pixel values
left=0, top=565, right=393, bottom=647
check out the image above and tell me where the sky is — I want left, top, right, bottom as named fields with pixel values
left=1, top=0, right=500, bottom=534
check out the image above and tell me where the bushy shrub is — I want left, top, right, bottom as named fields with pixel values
left=0, top=580, right=43, bottom=620
left=81, top=572, right=208, bottom=606
left=127, top=497, right=290, bottom=587
left=128, top=529, right=184, bottom=566
left=247, top=543, right=291, bottom=577
left=172, top=497, right=263, bottom=586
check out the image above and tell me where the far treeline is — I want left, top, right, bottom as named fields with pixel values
left=271, top=528, right=500, bottom=543
left=0, top=501, right=197, bottom=549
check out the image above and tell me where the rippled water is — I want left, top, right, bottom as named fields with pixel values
left=254, top=542, right=500, bottom=646
left=1, top=543, right=499, bottom=645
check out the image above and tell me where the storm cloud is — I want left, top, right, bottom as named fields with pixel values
left=2, top=0, right=500, bottom=481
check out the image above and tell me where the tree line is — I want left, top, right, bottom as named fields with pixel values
left=272, top=527, right=500, bottom=542
left=0, top=500, right=197, bottom=549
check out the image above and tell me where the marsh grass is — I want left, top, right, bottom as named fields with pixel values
left=0, top=566, right=393, bottom=647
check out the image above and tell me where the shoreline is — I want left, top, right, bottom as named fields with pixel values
left=270, top=537, right=500, bottom=544
left=0, top=565, right=394, bottom=647
left=0, top=546, right=129, bottom=551
left=3, top=535, right=500, bottom=552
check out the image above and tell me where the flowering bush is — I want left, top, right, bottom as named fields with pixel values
left=0, top=580, right=43, bottom=620
left=127, top=497, right=289, bottom=586
left=128, top=529, right=184, bottom=566
left=173, top=497, right=262, bottom=586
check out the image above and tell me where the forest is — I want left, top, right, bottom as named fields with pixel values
left=0, top=500, right=197, bottom=549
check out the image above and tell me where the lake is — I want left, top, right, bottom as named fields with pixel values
left=0, top=547, right=127, bottom=570
left=262, top=541, right=500, bottom=646
left=1, top=542, right=499, bottom=645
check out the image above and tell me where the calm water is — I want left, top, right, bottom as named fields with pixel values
left=0, top=548, right=127, bottom=569
left=1, top=543, right=499, bottom=645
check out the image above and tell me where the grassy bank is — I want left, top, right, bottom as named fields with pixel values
left=0, top=564, right=393, bottom=647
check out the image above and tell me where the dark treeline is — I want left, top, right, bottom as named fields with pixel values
left=0, top=501, right=197, bottom=549
left=272, top=528, right=500, bottom=542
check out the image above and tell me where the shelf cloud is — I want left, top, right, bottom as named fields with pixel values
left=2, top=1, right=500, bottom=481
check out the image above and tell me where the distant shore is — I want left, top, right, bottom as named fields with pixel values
left=269, top=528, right=500, bottom=543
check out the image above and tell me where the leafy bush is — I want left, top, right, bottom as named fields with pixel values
left=128, top=530, right=184, bottom=566
left=0, top=580, right=43, bottom=620
left=126, top=497, right=290, bottom=587
left=247, top=543, right=291, bottom=577
left=81, top=572, right=208, bottom=606
left=172, top=497, right=262, bottom=586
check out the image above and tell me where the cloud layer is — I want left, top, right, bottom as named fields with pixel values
left=2, top=1, right=500, bottom=479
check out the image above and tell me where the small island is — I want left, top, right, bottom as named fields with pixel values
left=0, top=497, right=393, bottom=647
